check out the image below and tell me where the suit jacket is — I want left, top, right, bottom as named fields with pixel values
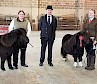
left=83, top=18, right=97, bottom=40
left=39, top=14, right=57, bottom=41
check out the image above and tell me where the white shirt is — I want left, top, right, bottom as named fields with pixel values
left=9, top=19, right=31, bottom=37
left=47, top=15, right=52, bottom=24
left=89, top=17, right=94, bottom=21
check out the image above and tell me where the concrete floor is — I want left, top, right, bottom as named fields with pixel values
left=0, top=30, right=97, bottom=84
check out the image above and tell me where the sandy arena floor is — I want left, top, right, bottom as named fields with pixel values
left=0, top=30, right=97, bottom=84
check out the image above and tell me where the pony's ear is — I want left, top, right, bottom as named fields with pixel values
left=1, top=32, right=17, bottom=47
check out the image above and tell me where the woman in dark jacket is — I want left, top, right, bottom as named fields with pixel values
left=83, top=9, right=97, bottom=70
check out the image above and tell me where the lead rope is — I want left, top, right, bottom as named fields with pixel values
left=29, top=43, right=33, bottom=47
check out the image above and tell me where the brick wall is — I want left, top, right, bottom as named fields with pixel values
left=39, top=0, right=84, bottom=9
left=0, top=0, right=97, bottom=30
left=2, top=0, right=97, bottom=9
left=0, top=0, right=38, bottom=8
left=84, top=0, right=97, bottom=10
left=0, top=0, right=97, bottom=11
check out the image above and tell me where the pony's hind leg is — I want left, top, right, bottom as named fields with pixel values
left=78, top=55, right=83, bottom=67
left=73, top=55, right=78, bottom=67
left=1, top=56, right=6, bottom=71
left=61, top=47, right=68, bottom=61
left=62, top=51, right=68, bottom=61
left=7, top=55, right=14, bottom=70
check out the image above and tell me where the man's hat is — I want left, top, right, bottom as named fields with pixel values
left=46, top=5, right=53, bottom=10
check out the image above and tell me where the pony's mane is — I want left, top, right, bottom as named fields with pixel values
left=0, top=28, right=26, bottom=47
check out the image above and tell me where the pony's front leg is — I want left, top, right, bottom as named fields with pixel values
left=73, top=55, right=78, bottom=67
left=1, top=57, right=6, bottom=71
left=78, top=55, right=83, bottom=67
left=7, top=55, right=14, bottom=70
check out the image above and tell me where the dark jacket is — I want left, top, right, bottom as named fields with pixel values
left=39, top=14, right=57, bottom=41
left=82, top=18, right=97, bottom=40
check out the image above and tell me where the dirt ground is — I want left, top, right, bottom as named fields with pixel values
left=0, top=30, right=97, bottom=84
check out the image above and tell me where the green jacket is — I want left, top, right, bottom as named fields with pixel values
left=83, top=18, right=97, bottom=40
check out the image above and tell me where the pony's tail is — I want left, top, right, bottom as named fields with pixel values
left=61, top=46, right=63, bottom=55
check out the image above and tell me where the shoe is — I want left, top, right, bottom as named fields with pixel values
left=85, top=66, right=88, bottom=69
left=85, top=66, right=95, bottom=70
left=48, top=63, right=53, bottom=66
left=9, top=66, right=14, bottom=70
left=39, top=63, right=43, bottom=66
left=13, top=66, right=18, bottom=69
left=21, top=64, right=28, bottom=67
left=1, top=67, right=6, bottom=71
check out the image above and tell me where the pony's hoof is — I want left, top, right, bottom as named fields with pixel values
left=63, top=58, right=68, bottom=61
left=73, top=62, right=78, bottom=67
left=79, top=62, right=83, bottom=67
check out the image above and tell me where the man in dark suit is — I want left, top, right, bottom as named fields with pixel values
left=39, top=5, right=57, bottom=66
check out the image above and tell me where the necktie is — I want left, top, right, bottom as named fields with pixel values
left=48, top=16, right=50, bottom=24
left=89, top=19, right=92, bottom=24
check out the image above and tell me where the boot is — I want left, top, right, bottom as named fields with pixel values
left=85, top=56, right=91, bottom=70
left=88, top=56, right=95, bottom=70
left=85, top=55, right=95, bottom=70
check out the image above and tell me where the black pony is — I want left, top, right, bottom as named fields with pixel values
left=61, top=31, right=89, bottom=67
left=0, top=28, right=29, bottom=71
